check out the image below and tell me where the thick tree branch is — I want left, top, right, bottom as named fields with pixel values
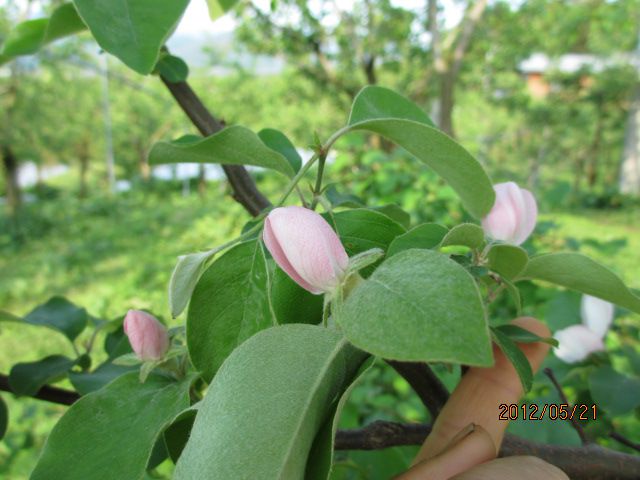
left=0, top=373, right=79, bottom=406
left=335, top=421, right=640, bottom=480
left=160, top=75, right=271, bottom=216
left=386, top=360, right=449, bottom=417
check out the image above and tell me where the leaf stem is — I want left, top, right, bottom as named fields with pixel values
left=310, top=152, right=327, bottom=210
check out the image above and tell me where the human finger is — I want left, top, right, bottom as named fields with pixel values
left=413, top=317, right=551, bottom=465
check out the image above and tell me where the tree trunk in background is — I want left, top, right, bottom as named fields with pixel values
left=619, top=89, right=640, bottom=195
left=528, top=127, right=550, bottom=191
left=428, top=0, right=488, bottom=138
left=2, top=145, right=21, bottom=216
left=198, top=164, right=206, bottom=197
left=78, top=139, right=90, bottom=199
left=586, top=112, right=604, bottom=188
left=439, top=72, right=456, bottom=137
left=136, top=138, right=150, bottom=181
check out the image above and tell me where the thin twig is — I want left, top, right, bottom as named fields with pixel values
left=0, top=374, right=79, bottom=406
left=610, top=431, right=640, bottom=453
left=544, top=367, right=590, bottom=445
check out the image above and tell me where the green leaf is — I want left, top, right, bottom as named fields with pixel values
left=324, top=185, right=364, bottom=208
left=9, top=355, right=76, bottom=397
left=387, top=223, right=448, bottom=257
left=502, top=278, right=522, bottom=317
left=306, top=357, right=374, bottom=480
left=68, top=362, right=134, bottom=395
left=23, top=296, right=88, bottom=341
left=156, top=54, right=189, bottom=82
left=174, top=325, right=368, bottom=480
left=339, top=249, right=492, bottom=366
left=164, top=408, right=197, bottom=464
left=149, top=125, right=295, bottom=178
left=270, top=267, right=323, bottom=325
left=1, top=4, right=85, bottom=58
left=72, top=0, right=189, bottom=74
left=517, top=253, right=640, bottom=314
left=491, top=327, right=533, bottom=392
left=1, top=19, right=49, bottom=56
left=0, top=395, right=7, bottom=441
left=348, top=86, right=435, bottom=127
left=332, top=208, right=406, bottom=253
left=206, top=0, right=241, bottom=20
left=187, top=240, right=273, bottom=382
left=494, top=324, right=557, bottom=347
left=589, top=366, right=640, bottom=416
left=441, top=223, right=485, bottom=250
left=169, top=251, right=214, bottom=319
left=344, top=88, right=495, bottom=218
left=487, top=244, right=528, bottom=280
left=258, top=128, right=302, bottom=173
left=46, top=3, right=86, bottom=42
left=370, top=205, right=411, bottom=229
left=31, top=373, right=192, bottom=480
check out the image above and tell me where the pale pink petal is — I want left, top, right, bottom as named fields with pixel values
left=263, top=216, right=319, bottom=293
left=263, top=206, right=348, bottom=294
left=482, top=183, right=518, bottom=242
left=123, top=310, right=169, bottom=361
left=553, top=325, right=605, bottom=363
left=581, top=295, right=614, bottom=338
left=512, top=188, right=538, bottom=245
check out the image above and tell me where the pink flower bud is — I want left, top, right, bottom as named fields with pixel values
left=580, top=294, right=613, bottom=338
left=553, top=325, right=605, bottom=363
left=123, top=310, right=170, bottom=361
left=263, top=206, right=349, bottom=294
left=481, top=182, right=538, bottom=245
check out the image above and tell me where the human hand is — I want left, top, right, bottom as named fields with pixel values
left=395, top=317, right=568, bottom=480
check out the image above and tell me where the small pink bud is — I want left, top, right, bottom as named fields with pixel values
left=263, top=206, right=349, bottom=294
left=123, top=310, right=170, bottom=361
left=553, top=325, right=605, bottom=363
left=580, top=294, right=613, bottom=338
left=481, top=182, right=538, bottom=245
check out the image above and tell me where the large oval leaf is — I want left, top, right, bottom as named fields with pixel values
left=149, top=125, right=295, bottom=178
left=31, top=373, right=192, bottom=480
left=174, top=324, right=368, bottom=480
left=339, top=249, right=492, bottom=366
left=187, top=240, right=274, bottom=382
left=348, top=86, right=435, bottom=126
left=9, top=355, right=77, bottom=397
left=23, top=296, right=88, bottom=341
left=387, top=223, right=448, bottom=258
left=516, top=253, right=640, bottom=314
left=344, top=87, right=494, bottom=219
left=73, top=0, right=189, bottom=74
